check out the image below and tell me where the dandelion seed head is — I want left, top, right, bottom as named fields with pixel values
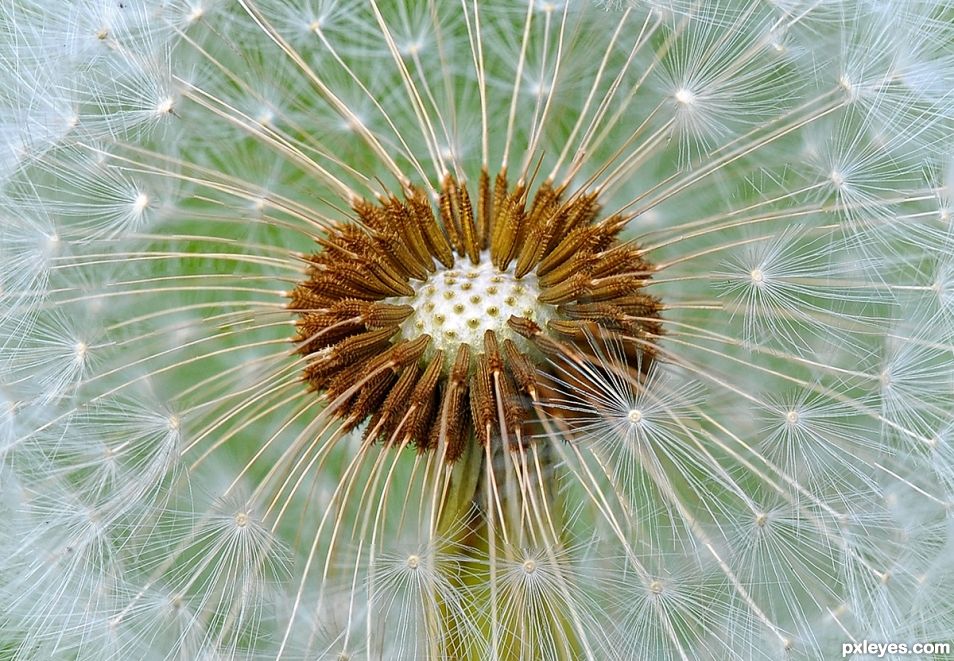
left=400, top=40, right=423, bottom=57
left=73, top=339, right=89, bottom=362
left=674, top=87, right=696, bottom=106
left=186, top=4, right=205, bottom=24
left=3, top=0, right=954, bottom=657
left=289, top=172, right=661, bottom=459
left=155, top=97, right=175, bottom=117
left=829, top=169, right=846, bottom=189
left=838, top=73, right=859, bottom=101
left=256, top=107, right=276, bottom=127
left=131, top=190, right=149, bottom=214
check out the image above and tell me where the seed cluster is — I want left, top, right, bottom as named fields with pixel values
left=288, top=170, right=663, bottom=462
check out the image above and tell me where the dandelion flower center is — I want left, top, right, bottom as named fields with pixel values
left=674, top=87, right=696, bottom=106
left=288, top=170, right=664, bottom=461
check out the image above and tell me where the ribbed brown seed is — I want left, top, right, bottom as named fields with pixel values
left=306, top=333, right=427, bottom=393
left=477, top=167, right=492, bottom=249
left=536, top=225, right=600, bottom=276
left=451, top=343, right=472, bottom=382
left=390, top=335, right=431, bottom=366
left=493, top=183, right=527, bottom=270
left=307, top=354, right=356, bottom=395
left=538, top=252, right=597, bottom=289
left=309, top=259, right=407, bottom=299
left=341, top=263, right=408, bottom=296
left=439, top=176, right=465, bottom=257
left=457, top=180, right=480, bottom=264
left=502, top=339, right=538, bottom=396
left=470, top=354, right=496, bottom=445
left=514, top=219, right=550, bottom=278
left=367, top=364, right=421, bottom=445
left=364, top=302, right=414, bottom=328
left=405, top=352, right=444, bottom=449
left=365, top=258, right=415, bottom=296
left=484, top=329, right=525, bottom=445
left=291, top=300, right=407, bottom=356
left=340, top=369, right=396, bottom=432
left=325, top=336, right=404, bottom=405
left=612, top=294, right=663, bottom=316
left=294, top=317, right=360, bottom=353
left=539, top=271, right=592, bottom=304
left=305, top=327, right=400, bottom=392
left=586, top=273, right=648, bottom=301
left=326, top=225, right=417, bottom=285
left=374, top=204, right=434, bottom=280
left=483, top=330, right=504, bottom=376
left=325, top=326, right=398, bottom=366
left=324, top=298, right=374, bottom=318
left=590, top=245, right=650, bottom=278
left=506, top=317, right=566, bottom=360
left=408, top=190, right=455, bottom=268
left=297, top=298, right=394, bottom=329
left=543, top=217, right=617, bottom=278
left=381, top=195, right=432, bottom=271
left=365, top=245, right=413, bottom=286
left=496, top=369, right=525, bottom=449
left=302, top=271, right=376, bottom=301
left=558, top=300, right=660, bottom=335
left=314, top=226, right=388, bottom=286
left=515, top=180, right=563, bottom=278
left=295, top=297, right=379, bottom=330
left=287, top=285, right=332, bottom=311
left=430, top=344, right=472, bottom=461
left=548, top=319, right=603, bottom=339
left=553, top=191, right=601, bottom=243
left=524, top=180, right=558, bottom=227
left=489, top=171, right=510, bottom=265
left=353, top=200, right=428, bottom=280
left=557, top=301, right=623, bottom=321
left=315, top=224, right=361, bottom=258
left=507, top=315, right=542, bottom=340
left=301, top=353, right=340, bottom=390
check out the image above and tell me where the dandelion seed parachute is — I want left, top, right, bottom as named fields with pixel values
left=1, top=0, right=953, bottom=660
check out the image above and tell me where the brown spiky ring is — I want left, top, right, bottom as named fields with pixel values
left=287, top=170, right=663, bottom=461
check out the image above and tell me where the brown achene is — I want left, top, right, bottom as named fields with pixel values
left=287, top=169, right=663, bottom=462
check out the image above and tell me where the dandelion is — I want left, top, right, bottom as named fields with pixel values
left=2, top=1, right=953, bottom=659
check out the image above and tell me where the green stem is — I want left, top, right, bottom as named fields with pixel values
left=436, top=439, right=580, bottom=660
